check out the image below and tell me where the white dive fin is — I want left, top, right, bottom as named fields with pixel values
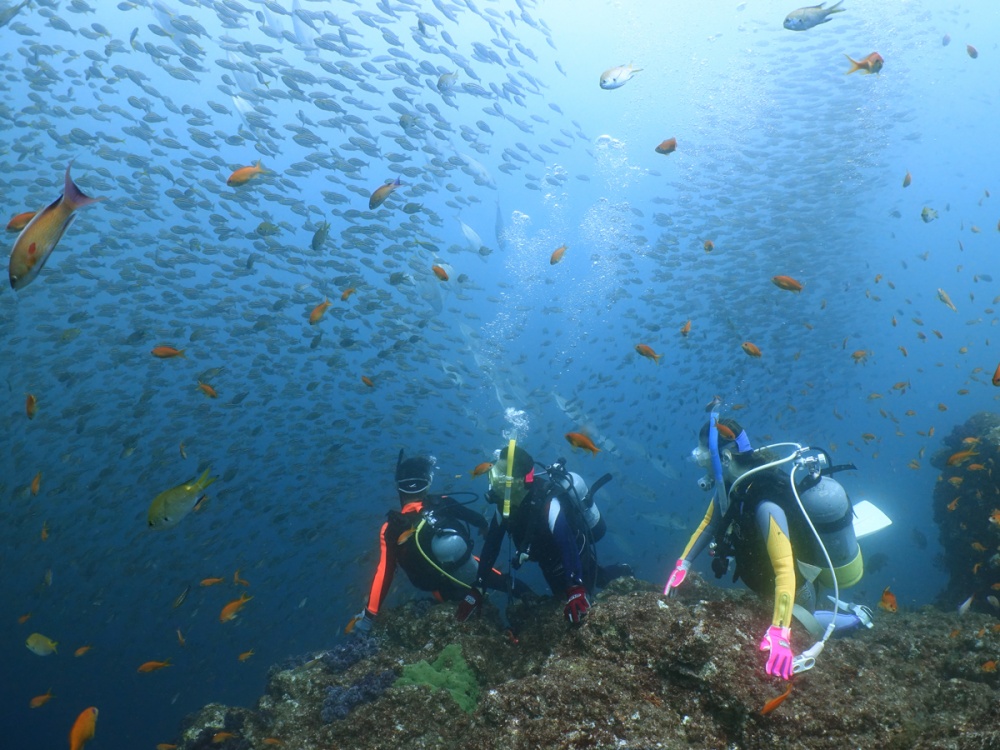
left=852, top=500, right=892, bottom=539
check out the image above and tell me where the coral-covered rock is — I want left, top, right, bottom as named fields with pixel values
left=169, top=581, right=1000, bottom=750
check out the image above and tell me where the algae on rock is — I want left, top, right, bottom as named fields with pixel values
left=396, top=642, right=480, bottom=712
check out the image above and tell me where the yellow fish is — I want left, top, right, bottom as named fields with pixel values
left=8, top=162, right=104, bottom=290
left=25, top=632, right=58, bottom=656
left=147, top=467, right=217, bottom=529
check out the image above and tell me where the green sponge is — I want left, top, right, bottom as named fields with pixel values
left=396, top=643, right=480, bottom=713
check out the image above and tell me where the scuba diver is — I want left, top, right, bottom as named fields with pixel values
left=348, top=451, right=517, bottom=635
left=664, top=414, right=890, bottom=680
left=456, top=440, right=633, bottom=626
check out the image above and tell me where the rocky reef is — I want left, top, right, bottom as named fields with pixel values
left=930, top=411, right=1000, bottom=613
left=167, top=576, right=1000, bottom=749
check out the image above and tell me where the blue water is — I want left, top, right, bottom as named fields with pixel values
left=2, top=0, right=998, bottom=747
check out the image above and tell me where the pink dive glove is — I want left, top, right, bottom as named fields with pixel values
left=759, top=625, right=794, bottom=680
left=663, top=559, right=691, bottom=596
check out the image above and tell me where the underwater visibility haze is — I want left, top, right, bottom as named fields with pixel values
left=2, top=0, right=1000, bottom=747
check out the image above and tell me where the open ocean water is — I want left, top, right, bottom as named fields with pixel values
left=1, top=0, right=998, bottom=747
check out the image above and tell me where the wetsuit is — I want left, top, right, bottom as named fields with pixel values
left=364, top=496, right=503, bottom=618
left=678, top=469, right=865, bottom=633
left=473, top=477, right=597, bottom=596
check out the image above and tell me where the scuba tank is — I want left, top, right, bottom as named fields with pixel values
left=544, top=458, right=608, bottom=542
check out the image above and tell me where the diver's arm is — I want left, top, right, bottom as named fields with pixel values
left=443, top=502, right=490, bottom=533
left=755, top=501, right=796, bottom=628
left=679, top=495, right=722, bottom=562
left=363, top=521, right=396, bottom=616
left=548, top=498, right=584, bottom=587
left=472, top=512, right=505, bottom=588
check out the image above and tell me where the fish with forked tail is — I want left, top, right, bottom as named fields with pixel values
left=783, top=1, right=845, bottom=31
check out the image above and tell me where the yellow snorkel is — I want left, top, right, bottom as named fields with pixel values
left=502, top=438, right=516, bottom=519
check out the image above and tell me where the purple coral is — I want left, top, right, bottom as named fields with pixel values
left=321, top=669, right=397, bottom=723
left=320, top=637, right=380, bottom=673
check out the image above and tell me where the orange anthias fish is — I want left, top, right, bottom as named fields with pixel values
left=31, top=471, right=41, bottom=496
left=6, top=210, right=37, bottom=232
left=137, top=659, right=172, bottom=673
left=634, top=344, right=662, bottom=364
left=201, top=577, right=225, bottom=587
left=771, top=275, right=803, bottom=293
left=947, top=449, right=978, bottom=467
left=714, top=421, right=736, bottom=441
left=220, top=592, right=253, bottom=623
left=470, top=461, right=493, bottom=478
left=74, top=645, right=92, bottom=657
left=879, top=586, right=898, bottom=613
left=309, top=298, right=332, bottom=324
left=741, top=341, right=762, bottom=358
left=902, top=171, right=912, bottom=188
left=550, top=245, right=566, bottom=265
left=341, top=288, right=356, bottom=301
left=26, top=392, right=37, bottom=419
left=760, top=683, right=792, bottom=715
left=151, top=346, right=185, bottom=358
left=238, top=649, right=255, bottom=662
left=368, top=177, right=402, bottom=210
left=565, top=432, right=600, bottom=455
left=992, top=362, right=1000, bottom=386
left=69, top=706, right=98, bottom=750
left=8, top=163, right=105, bottom=290
left=213, top=732, right=236, bottom=743
left=197, top=381, right=218, bottom=399
left=29, top=688, right=53, bottom=708
left=680, top=320, right=691, bottom=337
left=654, top=137, right=677, bottom=155
left=226, top=160, right=264, bottom=186
left=845, top=52, right=884, bottom=75
left=432, top=264, right=449, bottom=281
left=703, top=239, right=714, bottom=252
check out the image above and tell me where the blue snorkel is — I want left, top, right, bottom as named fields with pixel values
left=709, top=411, right=752, bottom=513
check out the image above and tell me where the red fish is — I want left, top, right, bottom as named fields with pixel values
left=741, top=341, right=762, bottom=358
left=760, top=683, right=792, bottom=715
left=550, top=245, right=566, bottom=265
left=634, top=344, right=661, bottom=363
left=470, top=462, right=493, bottom=477
left=771, top=275, right=803, bottom=292
left=151, top=346, right=185, bottom=358
left=69, top=707, right=98, bottom=750
left=227, top=160, right=264, bottom=186
left=220, top=593, right=253, bottom=623
left=654, top=138, right=677, bottom=155
left=845, top=52, right=884, bottom=75
left=309, top=298, right=332, bottom=324
left=6, top=210, right=36, bottom=232
left=879, top=586, right=898, bottom=613
left=432, top=265, right=449, bottom=281
left=565, top=432, right=599, bottom=455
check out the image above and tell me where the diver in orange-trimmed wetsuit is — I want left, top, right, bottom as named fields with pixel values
left=347, top=451, right=516, bottom=635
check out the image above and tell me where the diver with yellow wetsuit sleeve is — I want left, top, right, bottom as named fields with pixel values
left=664, top=415, right=878, bottom=680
